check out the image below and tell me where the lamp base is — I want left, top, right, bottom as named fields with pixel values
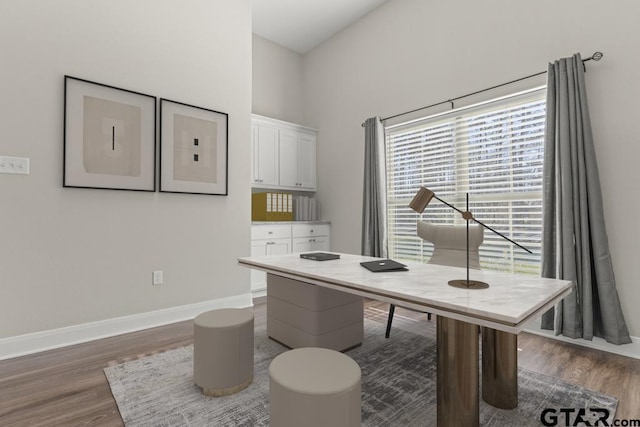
left=448, top=279, right=490, bottom=289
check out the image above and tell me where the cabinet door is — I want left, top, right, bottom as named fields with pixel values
left=292, top=235, right=329, bottom=253
left=250, top=237, right=290, bottom=292
left=266, top=238, right=291, bottom=255
left=292, top=237, right=313, bottom=254
left=253, top=125, right=279, bottom=186
left=251, top=240, right=268, bottom=256
left=278, top=129, right=298, bottom=188
left=310, top=236, right=330, bottom=251
left=297, top=133, right=316, bottom=190
left=250, top=240, right=268, bottom=291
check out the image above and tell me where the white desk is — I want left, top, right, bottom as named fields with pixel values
left=238, top=252, right=573, bottom=426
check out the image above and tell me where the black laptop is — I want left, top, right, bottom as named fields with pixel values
left=360, top=259, right=408, bottom=272
left=300, top=252, right=341, bottom=261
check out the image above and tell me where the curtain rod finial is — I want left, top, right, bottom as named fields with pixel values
left=592, top=51, right=603, bottom=61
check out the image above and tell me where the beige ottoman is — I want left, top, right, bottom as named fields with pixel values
left=269, top=347, right=361, bottom=427
left=193, top=308, right=254, bottom=396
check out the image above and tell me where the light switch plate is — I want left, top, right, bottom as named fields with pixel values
left=0, top=156, right=30, bottom=175
left=153, top=270, right=163, bottom=285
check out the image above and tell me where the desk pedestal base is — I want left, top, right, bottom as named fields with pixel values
left=482, top=328, right=518, bottom=409
left=266, top=274, right=364, bottom=351
left=437, top=317, right=479, bottom=427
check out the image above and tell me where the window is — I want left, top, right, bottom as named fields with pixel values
left=385, top=88, right=546, bottom=274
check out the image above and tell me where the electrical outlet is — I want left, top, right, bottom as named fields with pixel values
left=153, top=270, right=163, bottom=286
left=0, top=156, right=30, bottom=175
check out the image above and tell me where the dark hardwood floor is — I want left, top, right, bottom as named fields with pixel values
left=0, top=299, right=638, bottom=426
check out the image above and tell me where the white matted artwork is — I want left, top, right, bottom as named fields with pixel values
left=63, top=76, right=156, bottom=191
left=160, top=99, right=228, bottom=195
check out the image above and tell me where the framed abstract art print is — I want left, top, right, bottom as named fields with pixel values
left=63, top=76, right=156, bottom=191
left=159, top=99, right=228, bottom=195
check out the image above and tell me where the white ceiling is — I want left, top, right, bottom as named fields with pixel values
left=252, top=0, right=388, bottom=54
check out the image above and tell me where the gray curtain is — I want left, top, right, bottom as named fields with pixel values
left=361, top=117, right=388, bottom=257
left=541, top=53, right=631, bottom=345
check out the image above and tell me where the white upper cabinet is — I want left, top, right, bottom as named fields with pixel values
left=252, top=124, right=279, bottom=186
left=251, top=115, right=317, bottom=192
left=278, top=129, right=299, bottom=188
left=296, top=132, right=317, bottom=189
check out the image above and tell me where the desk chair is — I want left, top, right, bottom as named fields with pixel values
left=384, top=221, right=484, bottom=338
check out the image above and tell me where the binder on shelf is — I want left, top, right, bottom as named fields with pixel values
left=252, top=192, right=293, bottom=221
left=294, top=196, right=318, bottom=221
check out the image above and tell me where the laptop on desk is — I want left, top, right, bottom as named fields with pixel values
left=299, top=252, right=341, bottom=261
left=360, top=259, right=408, bottom=272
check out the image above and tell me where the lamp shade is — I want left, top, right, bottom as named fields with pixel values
left=409, top=187, right=435, bottom=213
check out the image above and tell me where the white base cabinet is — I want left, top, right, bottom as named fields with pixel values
left=291, top=224, right=331, bottom=253
left=250, top=223, right=330, bottom=294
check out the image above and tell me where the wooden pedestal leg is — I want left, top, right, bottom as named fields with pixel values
left=481, top=327, right=518, bottom=409
left=437, top=317, right=479, bottom=427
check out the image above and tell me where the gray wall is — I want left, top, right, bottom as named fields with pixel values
left=302, top=0, right=640, bottom=336
left=0, top=0, right=252, bottom=338
left=252, top=34, right=305, bottom=124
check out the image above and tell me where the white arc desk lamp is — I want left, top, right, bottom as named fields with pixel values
left=408, top=186, right=533, bottom=289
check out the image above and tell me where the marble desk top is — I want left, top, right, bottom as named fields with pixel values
left=238, top=252, right=573, bottom=334
left=252, top=220, right=331, bottom=225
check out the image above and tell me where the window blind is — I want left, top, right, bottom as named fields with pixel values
left=385, top=88, right=546, bottom=274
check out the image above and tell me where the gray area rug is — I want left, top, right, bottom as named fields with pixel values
left=104, top=320, right=617, bottom=426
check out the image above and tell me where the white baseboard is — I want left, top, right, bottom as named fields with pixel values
left=372, top=305, right=640, bottom=360
left=524, top=324, right=640, bottom=360
left=0, top=293, right=254, bottom=361
left=251, top=285, right=266, bottom=299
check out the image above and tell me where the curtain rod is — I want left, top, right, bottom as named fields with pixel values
left=361, top=51, right=603, bottom=127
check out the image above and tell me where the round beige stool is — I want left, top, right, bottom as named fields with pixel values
left=193, top=308, right=254, bottom=396
left=269, top=347, right=361, bottom=427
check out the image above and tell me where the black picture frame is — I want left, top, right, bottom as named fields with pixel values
left=63, top=76, right=157, bottom=192
left=159, top=99, right=228, bottom=195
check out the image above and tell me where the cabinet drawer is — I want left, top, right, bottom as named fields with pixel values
left=252, top=225, right=291, bottom=240
left=292, top=224, right=330, bottom=238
